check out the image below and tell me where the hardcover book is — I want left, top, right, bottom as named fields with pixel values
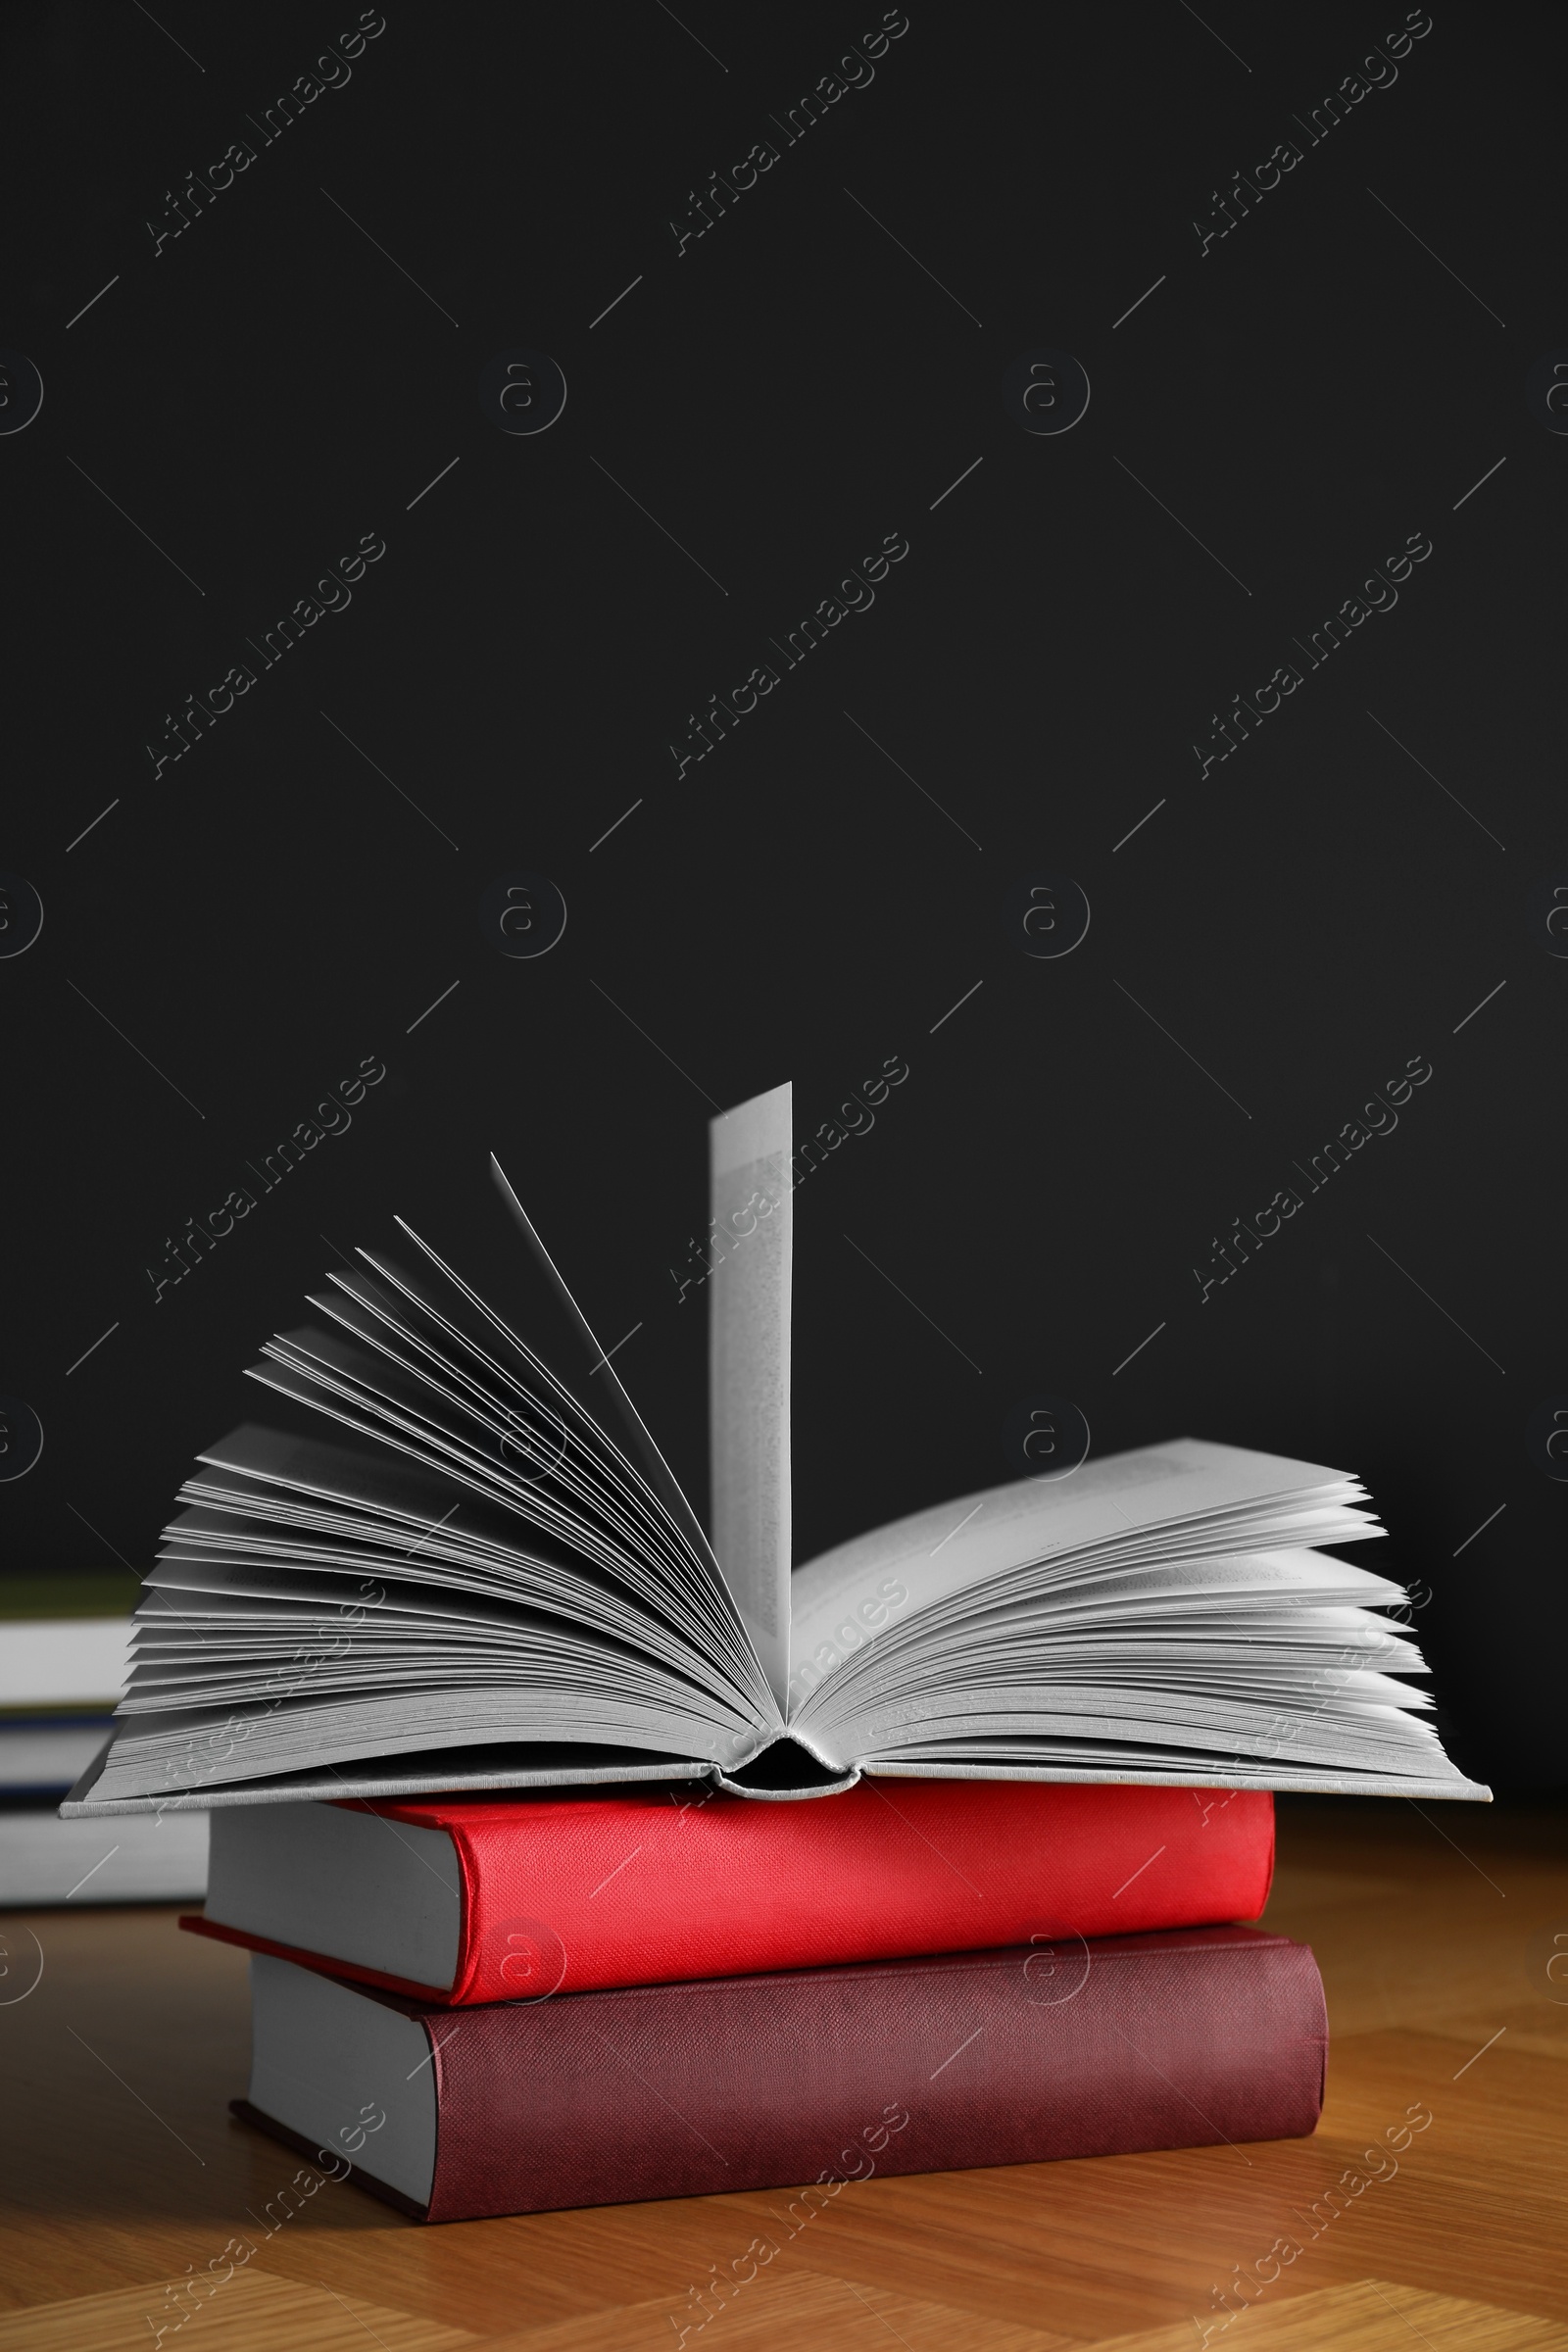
left=65, top=1084, right=1487, bottom=1814
left=234, top=1924, right=1329, bottom=2223
left=181, top=1778, right=1276, bottom=1998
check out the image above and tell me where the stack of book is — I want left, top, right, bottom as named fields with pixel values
left=65, top=1085, right=1486, bottom=2220
left=187, top=1778, right=1316, bottom=2220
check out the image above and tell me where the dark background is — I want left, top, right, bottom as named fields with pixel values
left=2, top=1, right=1561, bottom=1785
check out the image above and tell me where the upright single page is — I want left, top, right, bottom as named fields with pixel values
left=709, top=1083, right=793, bottom=1709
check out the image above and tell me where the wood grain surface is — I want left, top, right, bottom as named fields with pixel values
left=0, top=1795, right=1562, bottom=2350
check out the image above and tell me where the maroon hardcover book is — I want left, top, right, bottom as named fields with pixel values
left=234, top=1924, right=1326, bottom=2223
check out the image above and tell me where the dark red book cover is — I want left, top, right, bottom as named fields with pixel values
left=188, top=1778, right=1274, bottom=1999
left=235, top=1923, right=1325, bottom=2223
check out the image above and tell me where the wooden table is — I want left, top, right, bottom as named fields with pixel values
left=1, top=1795, right=1564, bottom=2352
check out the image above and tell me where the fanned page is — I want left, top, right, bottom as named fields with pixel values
left=784, top=1440, right=1490, bottom=1798
left=74, top=1196, right=784, bottom=1812
left=708, top=1083, right=793, bottom=1711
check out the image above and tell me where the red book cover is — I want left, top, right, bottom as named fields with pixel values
left=185, top=1778, right=1273, bottom=2000
left=235, top=1924, right=1326, bottom=2224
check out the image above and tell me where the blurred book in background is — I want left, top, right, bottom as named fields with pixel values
left=1, top=1575, right=207, bottom=1905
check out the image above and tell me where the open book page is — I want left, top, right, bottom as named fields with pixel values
left=709, top=1084, right=793, bottom=1711
left=777, top=1440, right=1493, bottom=1796
left=79, top=1187, right=792, bottom=1809
left=786, top=1439, right=1375, bottom=1690
left=487, top=1157, right=730, bottom=1598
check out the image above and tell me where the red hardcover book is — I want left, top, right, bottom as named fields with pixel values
left=184, top=1778, right=1273, bottom=2000
left=234, top=1924, right=1325, bottom=2223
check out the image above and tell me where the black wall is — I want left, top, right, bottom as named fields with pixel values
left=4, top=1, right=1563, bottom=1784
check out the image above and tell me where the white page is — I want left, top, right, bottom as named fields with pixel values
left=709, top=1083, right=792, bottom=1709
left=789, top=1438, right=1371, bottom=1664
left=483, top=1167, right=733, bottom=1598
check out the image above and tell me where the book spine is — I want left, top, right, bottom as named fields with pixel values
left=447, top=1783, right=1277, bottom=2002
left=416, top=1930, right=1324, bottom=2222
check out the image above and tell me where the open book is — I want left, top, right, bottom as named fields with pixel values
left=66, top=1084, right=1488, bottom=1815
